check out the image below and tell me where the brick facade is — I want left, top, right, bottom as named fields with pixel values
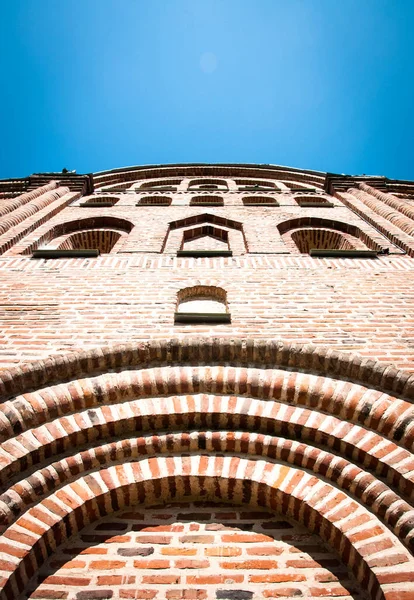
left=0, top=164, right=413, bottom=599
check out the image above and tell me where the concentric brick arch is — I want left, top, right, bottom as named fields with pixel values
left=1, top=423, right=413, bottom=543
left=0, top=457, right=412, bottom=600
left=1, top=339, right=414, bottom=599
left=1, top=338, right=413, bottom=400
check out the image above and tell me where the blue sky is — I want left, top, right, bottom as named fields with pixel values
left=1, top=0, right=413, bottom=180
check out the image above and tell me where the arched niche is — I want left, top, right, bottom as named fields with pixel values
left=24, top=216, right=134, bottom=256
left=81, top=195, right=119, bottom=207
left=277, top=217, right=383, bottom=255
left=179, top=224, right=230, bottom=255
left=163, top=214, right=246, bottom=255
left=175, top=285, right=230, bottom=322
left=236, top=179, right=278, bottom=191
left=242, top=195, right=279, bottom=206
left=190, top=195, right=224, bottom=206
left=294, top=195, right=334, bottom=207
left=51, top=228, right=125, bottom=253
left=187, top=179, right=229, bottom=191
left=137, top=196, right=172, bottom=206
left=138, top=178, right=182, bottom=191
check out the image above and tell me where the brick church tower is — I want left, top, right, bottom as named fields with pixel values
left=0, top=164, right=413, bottom=600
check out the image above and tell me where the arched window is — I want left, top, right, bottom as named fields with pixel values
left=31, top=217, right=133, bottom=258
left=175, top=286, right=230, bottom=323
left=242, top=196, right=279, bottom=206
left=165, top=213, right=246, bottom=256
left=236, top=179, right=277, bottom=191
left=277, top=217, right=381, bottom=257
left=137, top=196, right=172, bottom=206
left=81, top=196, right=119, bottom=207
left=291, top=228, right=359, bottom=253
left=138, top=179, right=181, bottom=191
left=190, top=195, right=224, bottom=206
left=178, top=225, right=231, bottom=257
left=294, top=195, right=333, bottom=208
left=187, top=179, right=228, bottom=191
left=54, top=229, right=124, bottom=253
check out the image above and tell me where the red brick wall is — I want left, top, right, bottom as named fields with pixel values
left=0, top=165, right=413, bottom=600
left=29, top=504, right=366, bottom=600
left=0, top=256, right=413, bottom=369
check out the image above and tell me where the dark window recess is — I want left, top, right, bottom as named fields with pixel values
left=81, top=202, right=116, bottom=207
left=309, top=249, right=378, bottom=258
left=177, top=250, right=232, bottom=257
left=174, top=312, right=231, bottom=324
left=297, top=201, right=334, bottom=208
left=32, top=249, right=100, bottom=259
left=239, top=186, right=275, bottom=191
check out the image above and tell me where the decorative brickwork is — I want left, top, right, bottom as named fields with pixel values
left=190, top=197, right=224, bottom=207
left=138, top=197, right=172, bottom=206
left=289, top=228, right=365, bottom=253
left=0, top=164, right=413, bottom=599
left=28, top=505, right=367, bottom=600
left=53, top=229, right=124, bottom=253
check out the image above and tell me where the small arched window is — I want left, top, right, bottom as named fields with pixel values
left=188, top=179, right=228, bottom=191
left=242, top=196, right=279, bottom=206
left=81, top=196, right=119, bottom=207
left=174, top=286, right=231, bottom=323
left=277, top=217, right=380, bottom=257
left=178, top=225, right=231, bottom=257
left=190, top=195, right=224, bottom=206
left=138, top=179, right=181, bottom=191
left=137, top=196, right=172, bottom=206
left=294, top=195, right=333, bottom=208
left=31, top=217, right=133, bottom=258
left=236, top=179, right=277, bottom=191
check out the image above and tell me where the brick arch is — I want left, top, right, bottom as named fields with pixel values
left=1, top=368, right=414, bottom=545
left=138, top=195, right=172, bottom=205
left=189, top=195, right=224, bottom=205
left=165, top=215, right=246, bottom=254
left=177, top=285, right=227, bottom=305
left=169, top=213, right=243, bottom=231
left=187, top=178, right=229, bottom=190
left=0, top=338, right=413, bottom=401
left=20, top=216, right=134, bottom=255
left=47, top=228, right=126, bottom=253
left=290, top=227, right=365, bottom=253
left=176, top=285, right=229, bottom=314
left=1, top=422, right=413, bottom=546
left=2, top=366, right=413, bottom=446
left=1, top=341, right=414, bottom=598
left=0, top=457, right=412, bottom=600
left=139, top=178, right=182, bottom=190
left=242, top=195, right=279, bottom=206
left=81, top=195, right=120, bottom=205
left=235, top=179, right=278, bottom=189
left=181, top=225, right=229, bottom=252
left=277, top=217, right=382, bottom=253
left=294, top=194, right=332, bottom=206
